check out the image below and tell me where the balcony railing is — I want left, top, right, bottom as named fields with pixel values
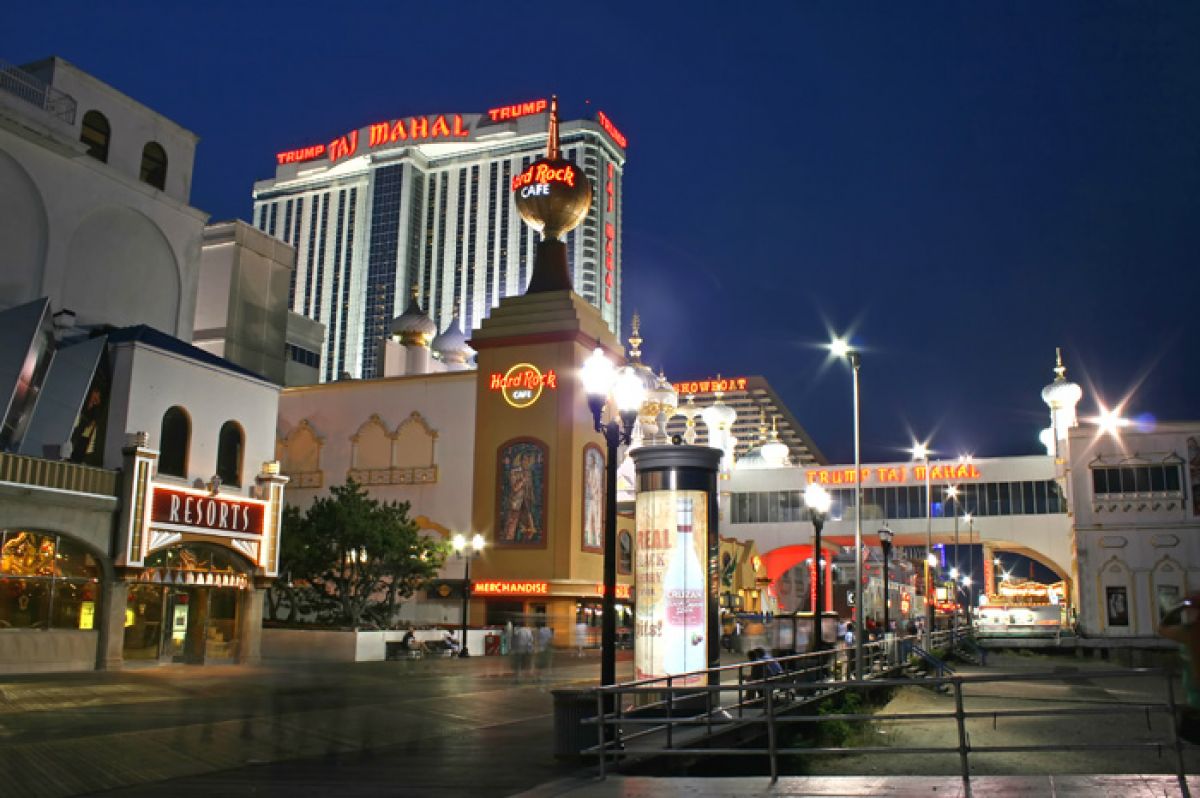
left=0, top=452, right=119, bottom=497
left=0, top=60, right=77, bottom=125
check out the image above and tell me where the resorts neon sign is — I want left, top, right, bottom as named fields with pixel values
left=149, top=484, right=266, bottom=537
left=489, top=363, right=558, bottom=409
left=805, top=463, right=983, bottom=485
left=471, top=580, right=549, bottom=596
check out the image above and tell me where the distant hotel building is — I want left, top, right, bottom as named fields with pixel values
left=252, top=99, right=627, bottom=380
left=666, top=375, right=826, bottom=466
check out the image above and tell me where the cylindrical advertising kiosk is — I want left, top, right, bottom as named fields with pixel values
left=630, top=445, right=722, bottom=687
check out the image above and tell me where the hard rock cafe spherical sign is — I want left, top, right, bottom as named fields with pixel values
left=511, top=158, right=592, bottom=240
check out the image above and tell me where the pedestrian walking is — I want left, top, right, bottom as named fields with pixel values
left=511, top=623, right=533, bottom=680
left=535, top=623, right=554, bottom=678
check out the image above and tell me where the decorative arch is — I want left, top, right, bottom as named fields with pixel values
left=278, top=419, right=323, bottom=488
left=350, top=415, right=392, bottom=473
left=0, top=148, right=49, bottom=306
left=392, top=411, right=437, bottom=470
left=759, top=543, right=834, bottom=613
left=346, top=413, right=439, bottom=486
left=1151, top=555, right=1187, bottom=622
left=63, top=206, right=181, bottom=335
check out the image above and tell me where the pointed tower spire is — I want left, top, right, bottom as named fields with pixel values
left=627, top=311, right=643, bottom=363
left=547, top=95, right=560, bottom=160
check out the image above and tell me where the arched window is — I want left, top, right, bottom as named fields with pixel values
left=216, top=421, right=244, bottom=487
left=80, top=110, right=110, bottom=162
left=139, top=142, right=167, bottom=190
left=158, top=406, right=190, bottom=478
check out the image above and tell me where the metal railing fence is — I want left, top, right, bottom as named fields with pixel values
left=584, top=649, right=1189, bottom=797
left=0, top=59, right=77, bottom=124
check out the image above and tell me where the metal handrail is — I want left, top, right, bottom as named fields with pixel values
left=0, top=59, right=77, bottom=124
left=584, top=661, right=1190, bottom=797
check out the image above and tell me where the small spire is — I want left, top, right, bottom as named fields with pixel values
left=547, top=95, right=560, bottom=160
left=1054, top=346, right=1065, bottom=380
left=627, top=311, right=642, bottom=362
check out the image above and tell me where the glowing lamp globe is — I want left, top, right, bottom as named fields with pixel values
left=512, top=158, right=592, bottom=240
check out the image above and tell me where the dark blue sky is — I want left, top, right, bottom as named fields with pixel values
left=10, top=2, right=1198, bottom=463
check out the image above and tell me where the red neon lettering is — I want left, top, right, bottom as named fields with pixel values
left=275, top=144, right=327, bottom=165
left=390, top=120, right=408, bottom=141
left=452, top=114, right=468, bottom=137
left=511, top=163, right=577, bottom=191
left=596, top=110, right=628, bottom=148
left=328, top=130, right=359, bottom=163
left=410, top=117, right=428, bottom=138
left=431, top=115, right=451, bottom=137
left=489, top=373, right=504, bottom=390
left=369, top=123, right=390, bottom=147
left=487, top=99, right=547, bottom=122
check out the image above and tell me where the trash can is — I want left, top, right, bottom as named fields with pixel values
left=551, top=688, right=599, bottom=760
left=484, top=633, right=501, bottom=656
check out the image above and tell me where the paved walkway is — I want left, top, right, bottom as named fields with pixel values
left=517, top=774, right=1199, bottom=797
left=0, top=650, right=1195, bottom=797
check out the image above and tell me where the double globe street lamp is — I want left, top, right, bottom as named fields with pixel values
left=451, top=532, right=485, bottom=657
left=580, top=347, right=646, bottom=689
left=878, top=525, right=894, bottom=636
left=804, top=483, right=832, bottom=652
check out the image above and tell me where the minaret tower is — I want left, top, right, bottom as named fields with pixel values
left=1040, top=347, right=1083, bottom=458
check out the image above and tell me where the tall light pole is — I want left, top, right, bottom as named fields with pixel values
left=831, top=337, right=864, bottom=678
left=451, top=532, right=485, bottom=657
left=912, top=442, right=934, bottom=649
left=580, top=348, right=645, bottom=690
left=965, top=512, right=975, bottom=627
left=878, top=526, right=894, bottom=635
left=805, top=483, right=832, bottom=652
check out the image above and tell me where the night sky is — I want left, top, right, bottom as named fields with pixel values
left=10, top=2, right=1198, bottom=463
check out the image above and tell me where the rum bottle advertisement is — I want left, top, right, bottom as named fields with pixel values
left=634, top=489, right=707, bottom=685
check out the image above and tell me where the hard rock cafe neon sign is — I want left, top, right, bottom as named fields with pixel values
left=489, top=363, right=558, bottom=409
left=511, top=162, right=579, bottom=193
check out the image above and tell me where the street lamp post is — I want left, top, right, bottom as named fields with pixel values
left=965, top=513, right=975, bottom=627
left=831, top=337, right=864, bottom=679
left=878, top=526, right=894, bottom=636
left=912, top=443, right=933, bottom=650
left=580, top=348, right=645, bottom=690
left=804, top=483, right=832, bottom=652
left=451, top=533, right=485, bottom=657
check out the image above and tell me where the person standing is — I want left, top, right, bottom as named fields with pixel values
left=512, top=623, right=533, bottom=680
left=535, top=623, right=554, bottom=679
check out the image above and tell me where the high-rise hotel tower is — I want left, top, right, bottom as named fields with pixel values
left=252, top=99, right=627, bottom=380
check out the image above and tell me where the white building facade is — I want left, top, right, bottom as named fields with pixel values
left=251, top=100, right=627, bottom=381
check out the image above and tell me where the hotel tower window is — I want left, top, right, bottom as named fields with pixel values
left=0, top=531, right=102, bottom=630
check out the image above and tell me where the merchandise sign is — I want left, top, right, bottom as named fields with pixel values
left=634, top=490, right=708, bottom=686
left=149, top=484, right=266, bottom=537
left=488, top=363, right=558, bottom=409
left=471, top=580, right=549, bottom=596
